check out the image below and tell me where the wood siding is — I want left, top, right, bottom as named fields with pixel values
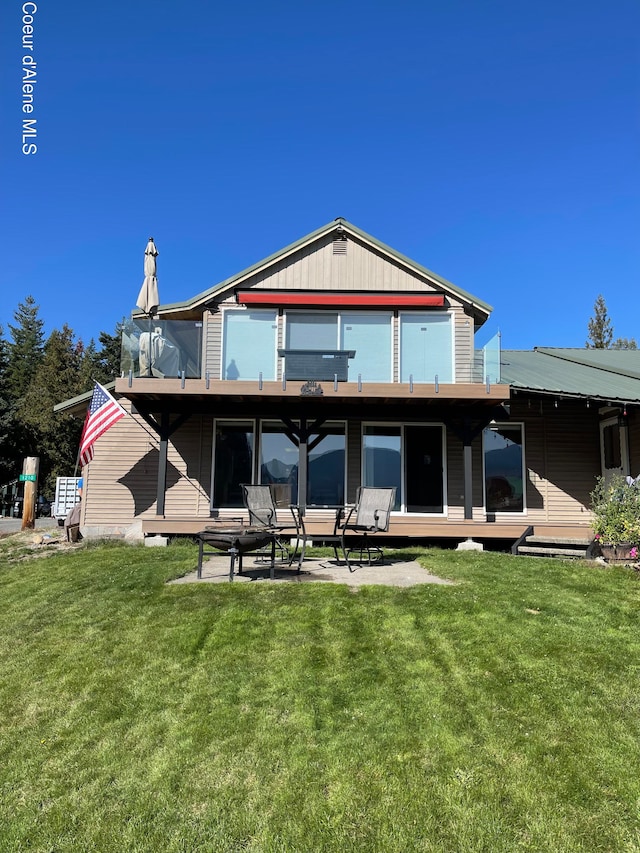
left=245, top=233, right=448, bottom=294
left=511, top=397, right=600, bottom=524
left=82, top=403, right=213, bottom=531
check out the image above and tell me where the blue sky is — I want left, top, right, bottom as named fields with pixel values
left=1, top=0, right=638, bottom=351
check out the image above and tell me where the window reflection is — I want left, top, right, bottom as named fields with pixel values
left=483, top=425, right=524, bottom=512
left=363, top=426, right=401, bottom=510
left=213, top=422, right=254, bottom=508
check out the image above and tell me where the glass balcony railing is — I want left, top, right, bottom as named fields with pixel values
left=120, top=318, right=500, bottom=386
left=473, top=331, right=501, bottom=384
left=121, top=318, right=203, bottom=379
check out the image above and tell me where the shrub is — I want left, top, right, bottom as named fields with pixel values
left=590, top=474, right=640, bottom=546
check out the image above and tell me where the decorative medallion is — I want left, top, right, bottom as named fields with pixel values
left=300, top=380, right=323, bottom=396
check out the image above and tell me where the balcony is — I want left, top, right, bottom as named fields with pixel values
left=119, top=321, right=501, bottom=390
left=121, top=318, right=202, bottom=379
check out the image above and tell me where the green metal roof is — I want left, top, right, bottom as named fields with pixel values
left=146, top=218, right=493, bottom=322
left=53, top=381, right=117, bottom=416
left=501, top=348, right=640, bottom=404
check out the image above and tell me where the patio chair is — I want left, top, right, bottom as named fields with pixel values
left=241, top=484, right=306, bottom=570
left=334, top=487, right=396, bottom=572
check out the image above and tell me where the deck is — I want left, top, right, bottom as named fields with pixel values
left=141, top=514, right=594, bottom=548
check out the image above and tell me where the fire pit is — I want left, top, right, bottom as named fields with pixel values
left=197, top=525, right=276, bottom=581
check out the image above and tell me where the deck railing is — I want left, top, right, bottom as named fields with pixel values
left=121, top=321, right=501, bottom=386
left=121, top=318, right=203, bottom=378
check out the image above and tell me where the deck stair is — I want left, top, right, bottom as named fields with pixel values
left=513, top=526, right=596, bottom=560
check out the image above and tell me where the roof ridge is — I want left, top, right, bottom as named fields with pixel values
left=533, top=347, right=640, bottom=381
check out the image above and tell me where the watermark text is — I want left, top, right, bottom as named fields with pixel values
left=21, top=2, right=38, bottom=154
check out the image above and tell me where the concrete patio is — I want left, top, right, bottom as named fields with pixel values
left=170, top=553, right=455, bottom=587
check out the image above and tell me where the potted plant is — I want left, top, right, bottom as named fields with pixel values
left=590, top=474, right=640, bottom=562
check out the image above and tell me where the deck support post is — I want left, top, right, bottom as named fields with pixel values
left=444, top=406, right=510, bottom=522
left=280, top=414, right=327, bottom=517
left=132, top=406, right=192, bottom=517
left=463, top=429, right=473, bottom=520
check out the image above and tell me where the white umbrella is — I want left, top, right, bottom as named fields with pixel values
left=136, top=238, right=159, bottom=315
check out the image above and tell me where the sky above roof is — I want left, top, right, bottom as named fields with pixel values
left=1, top=0, right=638, bottom=351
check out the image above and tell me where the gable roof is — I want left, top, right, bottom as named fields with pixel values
left=142, top=218, right=493, bottom=324
left=501, top=348, right=640, bottom=405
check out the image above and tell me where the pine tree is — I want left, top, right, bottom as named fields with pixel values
left=0, top=325, right=14, bottom=485
left=97, top=323, right=124, bottom=381
left=16, top=325, right=85, bottom=494
left=6, top=295, right=45, bottom=398
left=586, top=295, right=613, bottom=349
left=611, top=337, right=638, bottom=350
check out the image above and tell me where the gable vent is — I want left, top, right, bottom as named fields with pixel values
left=333, top=238, right=347, bottom=255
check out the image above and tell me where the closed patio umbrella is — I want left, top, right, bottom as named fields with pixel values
left=136, top=238, right=160, bottom=377
left=136, top=237, right=159, bottom=315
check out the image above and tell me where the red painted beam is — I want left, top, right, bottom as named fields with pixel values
left=237, top=291, right=446, bottom=308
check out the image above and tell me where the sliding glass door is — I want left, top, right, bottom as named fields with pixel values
left=362, top=424, right=445, bottom=513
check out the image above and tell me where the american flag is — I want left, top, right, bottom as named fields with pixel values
left=79, top=383, right=126, bottom=467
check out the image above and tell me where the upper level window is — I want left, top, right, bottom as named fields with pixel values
left=222, top=309, right=277, bottom=380
left=285, top=311, right=392, bottom=382
left=286, top=313, right=336, bottom=350
left=399, top=313, right=453, bottom=383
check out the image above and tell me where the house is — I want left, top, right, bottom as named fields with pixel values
left=55, top=219, right=640, bottom=550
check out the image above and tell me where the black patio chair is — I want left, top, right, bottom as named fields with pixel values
left=241, top=484, right=306, bottom=570
left=334, top=486, right=396, bottom=572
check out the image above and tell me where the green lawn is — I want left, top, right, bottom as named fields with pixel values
left=1, top=536, right=639, bottom=852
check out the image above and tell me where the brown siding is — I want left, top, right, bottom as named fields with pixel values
left=83, top=403, right=214, bottom=529
left=242, top=233, right=469, bottom=299
left=205, top=310, right=222, bottom=379
left=165, top=415, right=212, bottom=517
left=453, top=307, right=474, bottom=382
left=512, top=397, right=600, bottom=525
left=83, top=402, right=159, bottom=527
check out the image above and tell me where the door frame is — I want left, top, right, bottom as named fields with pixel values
left=599, top=414, right=629, bottom=483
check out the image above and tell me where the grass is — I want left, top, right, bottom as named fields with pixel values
left=0, top=535, right=639, bottom=852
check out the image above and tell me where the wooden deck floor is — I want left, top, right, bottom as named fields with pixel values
left=142, top=515, right=594, bottom=545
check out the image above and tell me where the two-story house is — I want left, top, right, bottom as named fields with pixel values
left=56, top=218, right=640, bottom=549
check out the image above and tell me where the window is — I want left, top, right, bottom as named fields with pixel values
left=483, top=424, right=525, bottom=513
left=308, top=426, right=345, bottom=506
left=260, top=422, right=346, bottom=507
left=212, top=420, right=346, bottom=509
left=341, top=313, right=391, bottom=381
left=285, top=311, right=392, bottom=382
left=399, top=313, right=453, bottom=383
left=260, top=424, right=299, bottom=494
left=222, top=310, right=277, bottom=380
left=285, top=313, right=337, bottom=351
left=212, top=422, right=254, bottom=508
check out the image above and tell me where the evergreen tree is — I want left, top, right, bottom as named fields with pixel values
left=16, top=325, right=85, bottom=494
left=6, top=295, right=44, bottom=398
left=97, top=322, right=124, bottom=381
left=586, top=295, right=613, bottom=349
left=77, top=338, right=101, bottom=390
left=0, top=325, right=13, bottom=485
left=611, top=337, right=638, bottom=350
